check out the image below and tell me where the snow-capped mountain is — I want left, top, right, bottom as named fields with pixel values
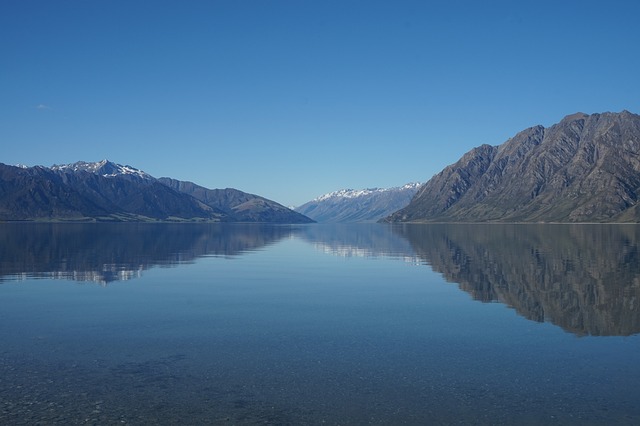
left=295, top=182, right=422, bottom=223
left=313, top=183, right=422, bottom=202
left=0, top=160, right=314, bottom=223
left=51, top=160, right=153, bottom=180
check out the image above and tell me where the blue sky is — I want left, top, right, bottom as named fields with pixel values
left=2, top=0, right=639, bottom=207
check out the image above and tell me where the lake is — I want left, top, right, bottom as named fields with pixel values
left=1, top=222, right=639, bottom=425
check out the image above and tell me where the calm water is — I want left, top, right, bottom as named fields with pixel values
left=1, top=223, right=639, bottom=425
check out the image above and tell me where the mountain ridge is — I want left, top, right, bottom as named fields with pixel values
left=0, top=161, right=313, bottom=223
left=158, top=177, right=313, bottom=223
left=296, top=182, right=421, bottom=222
left=51, top=159, right=154, bottom=180
left=383, top=111, right=640, bottom=223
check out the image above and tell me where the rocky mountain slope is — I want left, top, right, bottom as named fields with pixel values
left=384, top=111, right=640, bottom=222
left=0, top=160, right=313, bottom=223
left=296, top=183, right=421, bottom=222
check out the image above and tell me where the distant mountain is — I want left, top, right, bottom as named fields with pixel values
left=0, top=160, right=313, bottom=223
left=296, top=183, right=421, bottom=222
left=384, top=111, right=640, bottom=223
left=158, top=178, right=314, bottom=223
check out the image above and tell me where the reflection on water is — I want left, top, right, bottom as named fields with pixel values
left=2, top=223, right=640, bottom=336
left=0, top=223, right=294, bottom=284
left=394, top=224, right=640, bottom=336
left=297, top=223, right=420, bottom=263
left=2, top=223, right=640, bottom=424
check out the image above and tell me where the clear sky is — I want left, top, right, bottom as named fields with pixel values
left=2, top=1, right=639, bottom=207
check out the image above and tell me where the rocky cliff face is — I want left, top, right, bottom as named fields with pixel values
left=385, top=111, right=640, bottom=222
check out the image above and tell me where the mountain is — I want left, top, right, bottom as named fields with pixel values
left=51, top=160, right=154, bottom=180
left=0, top=161, right=222, bottom=221
left=384, top=111, right=640, bottom=223
left=158, top=178, right=314, bottom=223
left=295, top=183, right=421, bottom=222
left=0, top=160, right=313, bottom=223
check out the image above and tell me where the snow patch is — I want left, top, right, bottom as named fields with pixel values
left=313, top=182, right=422, bottom=202
left=51, top=160, right=153, bottom=179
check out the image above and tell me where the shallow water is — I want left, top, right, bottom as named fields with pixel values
left=1, top=223, right=639, bottom=424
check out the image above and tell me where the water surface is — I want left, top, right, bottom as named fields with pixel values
left=1, top=223, right=639, bottom=424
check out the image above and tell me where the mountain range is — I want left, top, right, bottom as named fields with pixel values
left=4, top=111, right=639, bottom=224
left=0, top=160, right=314, bottom=223
left=295, top=183, right=421, bottom=222
left=384, top=110, right=640, bottom=223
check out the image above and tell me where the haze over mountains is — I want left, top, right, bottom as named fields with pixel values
left=295, top=183, right=421, bottom=222
left=384, top=111, right=640, bottom=223
left=0, top=160, right=313, bottom=223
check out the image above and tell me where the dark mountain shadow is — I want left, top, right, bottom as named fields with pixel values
left=0, top=223, right=295, bottom=284
left=392, top=223, right=640, bottom=336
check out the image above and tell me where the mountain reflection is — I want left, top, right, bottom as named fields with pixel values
left=393, top=224, right=640, bottom=337
left=3, top=222, right=640, bottom=336
left=298, top=224, right=419, bottom=262
left=0, top=223, right=293, bottom=284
